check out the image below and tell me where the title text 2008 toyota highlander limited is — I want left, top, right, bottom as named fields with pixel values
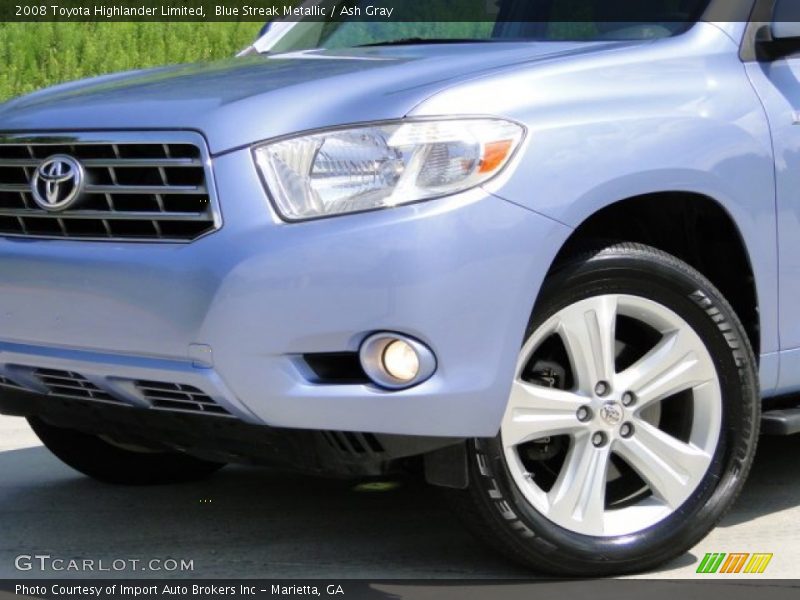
left=1, top=0, right=800, bottom=575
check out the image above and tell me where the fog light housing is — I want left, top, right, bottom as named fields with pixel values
left=359, top=333, right=436, bottom=390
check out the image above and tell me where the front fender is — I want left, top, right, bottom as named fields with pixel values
left=412, top=22, right=778, bottom=359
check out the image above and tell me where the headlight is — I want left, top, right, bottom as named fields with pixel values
left=252, top=118, right=525, bottom=221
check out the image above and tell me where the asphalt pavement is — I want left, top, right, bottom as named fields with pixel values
left=1, top=415, right=799, bottom=579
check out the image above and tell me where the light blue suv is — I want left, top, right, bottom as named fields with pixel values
left=1, top=0, right=799, bottom=575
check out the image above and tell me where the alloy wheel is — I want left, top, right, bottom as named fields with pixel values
left=501, top=294, right=722, bottom=537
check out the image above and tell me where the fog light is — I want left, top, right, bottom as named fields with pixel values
left=359, top=333, right=436, bottom=390
left=382, top=340, right=420, bottom=383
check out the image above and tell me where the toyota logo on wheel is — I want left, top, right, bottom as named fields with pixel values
left=31, top=155, right=85, bottom=211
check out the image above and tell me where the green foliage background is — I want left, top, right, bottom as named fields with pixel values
left=0, top=23, right=260, bottom=103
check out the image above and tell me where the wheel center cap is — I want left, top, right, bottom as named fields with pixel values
left=599, top=401, right=623, bottom=426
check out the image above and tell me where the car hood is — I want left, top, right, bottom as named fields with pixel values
left=0, top=42, right=620, bottom=154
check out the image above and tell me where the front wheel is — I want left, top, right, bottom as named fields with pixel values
left=450, top=243, right=759, bottom=575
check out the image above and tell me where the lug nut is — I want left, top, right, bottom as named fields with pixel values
left=591, top=432, right=607, bottom=447
left=622, top=392, right=637, bottom=407
left=576, top=406, right=592, bottom=422
left=594, top=381, right=611, bottom=397
left=620, top=422, right=635, bottom=438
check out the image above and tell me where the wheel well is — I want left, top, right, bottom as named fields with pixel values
left=553, top=192, right=760, bottom=356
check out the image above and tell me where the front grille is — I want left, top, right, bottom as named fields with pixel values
left=34, top=368, right=122, bottom=404
left=0, top=134, right=219, bottom=242
left=135, top=380, right=232, bottom=417
left=0, top=375, right=24, bottom=390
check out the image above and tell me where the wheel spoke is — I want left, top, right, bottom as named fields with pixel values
left=502, top=381, right=585, bottom=447
left=547, top=433, right=611, bottom=532
left=615, top=420, right=712, bottom=509
left=616, top=329, right=715, bottom=409
left=557, top=296, right=617, bottom=392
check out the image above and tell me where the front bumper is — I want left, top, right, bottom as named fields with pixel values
left=0, top=144, right=571, bottom=437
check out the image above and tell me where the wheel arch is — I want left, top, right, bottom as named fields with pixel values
left=547, top=191, right=761, bottom=358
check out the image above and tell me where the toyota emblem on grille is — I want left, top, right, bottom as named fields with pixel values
left=31, top=154, right=85, bottom=211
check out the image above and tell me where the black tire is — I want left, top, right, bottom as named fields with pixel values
left=28, top=417, right=225, bottom=485
left=448, top=243, right=759, bottom=576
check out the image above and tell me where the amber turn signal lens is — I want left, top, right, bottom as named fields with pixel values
left=479, top=139, right=515, bottom=174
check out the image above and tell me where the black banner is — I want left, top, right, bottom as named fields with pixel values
left=0, top=0, right=761, bottom=24
left=2, top=580, right=800, bottom=600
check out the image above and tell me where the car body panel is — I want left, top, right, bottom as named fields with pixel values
left=0, top=144, right=571, bottom=436
left=0, top=16, right=793, bottom=438
left=0, top=42, right=624, bottom=155
left=416, top=23, right=780, bottom=385
left=745, top=55, right=800, bottom=393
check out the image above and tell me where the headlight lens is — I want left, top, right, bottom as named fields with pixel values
left=253, top=118, right=524, bottom=221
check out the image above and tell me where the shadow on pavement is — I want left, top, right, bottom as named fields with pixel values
left=0, top=433, right=797, bottom=578
left=0, top=445, right=526, bottom=578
